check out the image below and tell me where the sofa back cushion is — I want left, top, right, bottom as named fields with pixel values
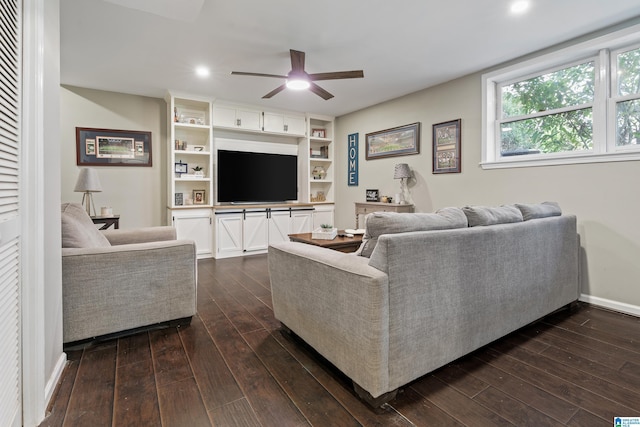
left=61, top=202, right=111, bottom=248
left=358, top=208, right=468, bottom=258
left=462, top=205, right=523, bottom=227
left=515, top=201, right=562, bottom=220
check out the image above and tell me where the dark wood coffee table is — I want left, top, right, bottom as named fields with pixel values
left=288, top=230, right=363, bottom=253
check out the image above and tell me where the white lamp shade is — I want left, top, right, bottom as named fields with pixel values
left=393, top=163, right=411, bottom=179
left=74, top=168, right=102, bottom=192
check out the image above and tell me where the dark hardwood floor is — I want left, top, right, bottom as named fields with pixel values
left=40, top=254, right=640, bottom=426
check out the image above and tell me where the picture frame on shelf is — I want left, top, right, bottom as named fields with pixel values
left=365, top=122, right=420, bottom=160
left=432, top=119, right=461, bottom=174
left=175, top=193, right=184, bottom=206
left=312, top=128, right=326, bottom=138
left=366, top=189, right=379, bottom=202
left=175, top=161, right=188, bottom=175
left=76, top=127, right=152, bottom=166
left=193, top=189, right=205, bottom=204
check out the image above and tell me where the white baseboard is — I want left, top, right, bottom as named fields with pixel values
left=44, top=353, right=68, bottom=409
left=579, top=294, right=640, bottom=317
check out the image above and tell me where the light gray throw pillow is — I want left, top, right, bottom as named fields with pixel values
left=61, top=202, right=111, bottom=248
left=358, top=207, right=468, bottom=258
left=462, top=205, right=523, bottom=227
left=515, top=202, right=562, bottom=220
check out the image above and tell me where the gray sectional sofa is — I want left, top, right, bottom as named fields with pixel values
left=268, top=203, right=580, bottom=406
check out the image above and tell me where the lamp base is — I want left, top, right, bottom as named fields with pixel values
left=81, top=192, right=97, bottom=217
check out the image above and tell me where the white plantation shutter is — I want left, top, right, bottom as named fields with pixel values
left=0, top=0, right=22, bottom=426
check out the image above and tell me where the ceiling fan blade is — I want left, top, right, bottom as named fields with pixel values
left=290, top=49, right=305, bottom=73
left=262, top=84, right=287, bottom=99
left=231, top=71, right=287, bottom=79
left=308, top=70, right=364, bottom=81
left=309, top=82, right=334, bottom=100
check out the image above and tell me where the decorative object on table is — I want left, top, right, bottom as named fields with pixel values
left=312, top=165, right=326, bottom=180
left=365, top=122, right=420, bottom=160
left=192, top=166, right=204, bottom=177
left=432, top=119, right=461, bottom=174
left=74, top=167, right=102, bottom=216
left=175, top=161, right=188, bottom=176
left=193, top=189, right=205, bottom=204
left=76, top=127, right=152, bottom=166
left=348, top=132, right=359, bottom=186
left=380, top=196, right=393, bottom=203
left=394, top=163, right=413, bottom=204
left=175, top=193, right=184, bottom=206
left=312, top=225, right=338, bottom=240
left=100, top=206, right=113, bottom=217
left=366, top=189, right=379, bottom=202
left=312, top=128, right=326, bottom=138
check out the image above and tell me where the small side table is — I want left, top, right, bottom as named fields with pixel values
left=91, top=215, right=120, bottom=230
left=355, top=202, right=414, bottom=228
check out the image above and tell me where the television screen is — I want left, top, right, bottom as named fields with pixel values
left=217, top=150, right=298, bottom=203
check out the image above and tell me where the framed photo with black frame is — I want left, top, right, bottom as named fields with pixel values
left=432, top=119, right=461, bottom=174
left=76, top=127, right=152, bottom=166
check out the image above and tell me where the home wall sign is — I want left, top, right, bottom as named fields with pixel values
left=348, top=132, right=359, bottom=186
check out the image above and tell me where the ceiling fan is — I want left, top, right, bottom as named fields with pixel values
left=231, top=49, right=364, bottom=100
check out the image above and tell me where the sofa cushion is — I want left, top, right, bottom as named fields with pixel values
left=358, top=208, right=468, bottom=258
left=462, top=205, right=523, bottom=227
left=515, top=202, right=562, bottom=220
left=61, top=202, right=111, bottom=248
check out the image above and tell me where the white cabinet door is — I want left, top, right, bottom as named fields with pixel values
left=313, top=205, right=335, bottom=229
left=291, top=210, right=313, bottom=233
left=213, top=105, right=262, bottom=131
left=269, top=210, right=291, bottom=244
left=236, top=108, right=262, bottom=131
left=243, top=210, right=269, bottom=253
left=172, top=209, right=213, bottom=258
left=263, top=112, right=306, bottom=136
left=216, top=212, right=244, bottom=258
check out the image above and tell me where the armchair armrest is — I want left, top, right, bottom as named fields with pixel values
left=62, top=239, right=196, bottom=343
left=102, top=226, right=176, bottom=245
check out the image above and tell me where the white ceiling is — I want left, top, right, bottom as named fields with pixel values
left=60, top=0, right=640, bottom=117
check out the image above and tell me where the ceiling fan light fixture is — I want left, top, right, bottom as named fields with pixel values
left=286, top=78, right=310, bottom=90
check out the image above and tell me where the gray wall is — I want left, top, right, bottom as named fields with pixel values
left=334, top=73, right=640, bottom=310
left=60, top=86, right=167, bottom=228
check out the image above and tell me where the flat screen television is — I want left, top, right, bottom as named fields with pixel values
left=217, top=149, right=298, bottom=203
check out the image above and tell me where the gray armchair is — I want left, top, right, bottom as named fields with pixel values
left=61, top=202, right=197, bottom=343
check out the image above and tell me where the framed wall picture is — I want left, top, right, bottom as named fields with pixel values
left=76, top=127, right=152, bottom=166
left=365, top=122, right=420, bottom=160
left=432, top=119, right=461, bottom=174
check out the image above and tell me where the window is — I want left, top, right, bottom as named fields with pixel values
left=482, top=24, right=640, bottom=168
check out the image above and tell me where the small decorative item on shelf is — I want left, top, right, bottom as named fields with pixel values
left=174, top=107, right=179, bottom=123
left=312, top=166, right=326, bottom=180
left=193, top=189, right=205, bottom=204
left=310, top=191, right=326, bottom=202
left=175, top=161, right=188, bottom=176
left=175, top=193, right=183, bottom=206
left=175, top=140, right=187, bottom=150
left=310, top=146, right=329, bottom=158
left=312, top=128, right=326, bottom=138
left=192, top=166, right=204, bottom=177
left=312, top=224, right=337, bottom=240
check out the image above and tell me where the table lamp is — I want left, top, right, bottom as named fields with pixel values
left=393, top=163, right=412, bottom=204
left=74, top=168, right=102, bottom=216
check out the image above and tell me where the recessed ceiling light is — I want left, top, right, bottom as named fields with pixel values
left=195, top=66, right=210, bottom=77
left=510, top=0, right=530, bottom=14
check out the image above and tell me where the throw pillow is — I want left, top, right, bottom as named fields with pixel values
left=61, top=202, right=111, bottom=248
left=462, top=205, right=523, bottom=227
left=358, top=207, right=468, bottom=258
left=515, top=201, right=562, bottom=220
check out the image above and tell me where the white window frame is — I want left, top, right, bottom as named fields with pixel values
left=482, top=23, right=640, bottom=169
left=608, top=42, right=640, bottom=153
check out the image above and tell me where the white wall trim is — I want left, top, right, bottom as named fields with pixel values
left=580, top=294, right=640, bottom=317
left=44, top=354, right=67, bottom=408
